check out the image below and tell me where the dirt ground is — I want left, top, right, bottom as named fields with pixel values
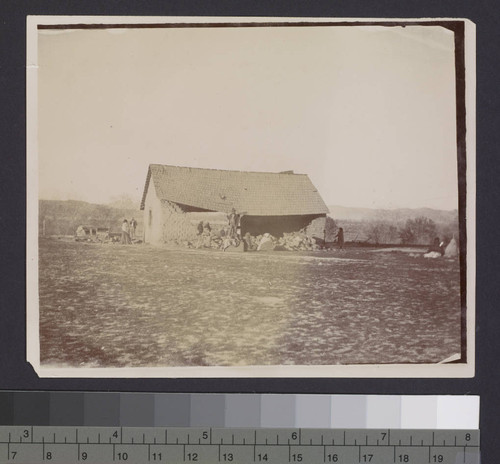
left=38, top=238, right=462, bottom=367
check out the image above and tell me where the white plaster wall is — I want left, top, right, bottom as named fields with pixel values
left=143, top=179, right=163, bottom=244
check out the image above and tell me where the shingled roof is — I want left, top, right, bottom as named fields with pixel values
left=140, top=164, right=329, bottom=216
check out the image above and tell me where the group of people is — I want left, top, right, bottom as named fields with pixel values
left=121, top=218, right=137, bottom=244
left=195, top=208, right=241, bottom=241
left=196, top=221, right=212, bottom=235
left=194, top=209, right=242, bottom=251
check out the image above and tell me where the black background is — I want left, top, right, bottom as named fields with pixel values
left=0, top=1, right=498, bottom=462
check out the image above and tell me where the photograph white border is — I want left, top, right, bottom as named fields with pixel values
left=26, top=15, right=476, bottom=378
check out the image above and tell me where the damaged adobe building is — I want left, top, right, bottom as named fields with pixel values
left=140, top=164, right=330, bottom=245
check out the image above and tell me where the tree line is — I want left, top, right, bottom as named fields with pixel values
left=365, top=216, right=458, bottom=246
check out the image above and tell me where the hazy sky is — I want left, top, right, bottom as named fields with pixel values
left=37, top=24, right=458, bottom=210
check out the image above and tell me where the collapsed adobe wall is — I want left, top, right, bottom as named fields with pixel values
left=161, top=201, right=228, bottom=243
left=159, top=204, right=336, bottom=250
left=304, top=216, right=337, bottom=242
left=161, top=200, right=199, bottom=242
left=241, top=214, right=325, bottom=237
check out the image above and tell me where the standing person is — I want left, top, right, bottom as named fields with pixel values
left=227, top=208, right=237, bottom=238
left=121, top=219, right=130, bottom=245
left=197, top=221, right=204, bottom=235
left=235, top=212, right=241, bottom=239
left=202, top=222, right=212, bottom=248
left=336, top=227, right=345, bottom=250
left=129, top=218, right=137, bottom=240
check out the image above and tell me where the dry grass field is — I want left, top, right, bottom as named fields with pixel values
left=39, top=238, right=462, bottom=367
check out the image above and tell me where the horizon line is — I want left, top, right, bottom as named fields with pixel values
left=38, top=197, right=458, bottom=213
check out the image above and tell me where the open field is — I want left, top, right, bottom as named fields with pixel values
left=38, top=238, right=462, bottom=367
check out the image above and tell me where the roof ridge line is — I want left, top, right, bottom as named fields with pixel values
left=149, top=163, right=307, bottom=176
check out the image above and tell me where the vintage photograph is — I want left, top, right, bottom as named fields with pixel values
left=27, top=17, right=475, bottom=377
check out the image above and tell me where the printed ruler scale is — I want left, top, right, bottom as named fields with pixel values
left=0, top=427, right=479, bottom=464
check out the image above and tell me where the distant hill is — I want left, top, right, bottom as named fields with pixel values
left=107, top=194, right=141, bottom=210
left=328, top=205, right=458, bottom=225
left=39, top=200, right=143, bottom=236
left=38, top=199, right=459, bottom=244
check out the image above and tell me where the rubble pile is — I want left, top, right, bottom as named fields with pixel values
left=171, top=224, right=325, bottom=252
left=177, top=228, right=229, bottom=250
left=244, top=231, right=322, bottom=252
left=277, top=232, right=321, bottom=251
left=444, top=237, right=458, bottom=258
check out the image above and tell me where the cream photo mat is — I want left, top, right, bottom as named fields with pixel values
left=26, top=16, right=476, bottom=378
